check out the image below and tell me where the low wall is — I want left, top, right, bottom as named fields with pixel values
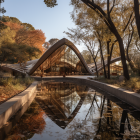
left=0, top=81, right=38, bottom=128
left=33, top=77, right=140, bottom=110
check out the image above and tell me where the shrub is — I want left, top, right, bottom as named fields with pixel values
left=0, top=78, right=9, bottom=87
left=125, top=77, right=140, bottom=90
left=0, top=77, right=34, bottom=87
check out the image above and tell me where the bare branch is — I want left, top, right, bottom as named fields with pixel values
left=126, top=18, right=134, bottom=61
left=81, top=0, right=112, bottom=30
left=110, top=40, right=117, bottom=59
left=107, top=0, right=110, bottom=18
left=136, top=45, right=140, bottom=51
left=123, top=12, right=134, bottom=32
left=109, top=0, right=115, bottom=14
left=95, top=48, right=100, bottom=60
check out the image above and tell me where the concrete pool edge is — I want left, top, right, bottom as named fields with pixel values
left=0, top=81, right=38, bottom=128
left=0, top=76, right=139, bottom=129
left=33, top=76, right=140, bottom=110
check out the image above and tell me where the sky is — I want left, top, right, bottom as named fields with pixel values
left=1, top=0, right=86, bottom=52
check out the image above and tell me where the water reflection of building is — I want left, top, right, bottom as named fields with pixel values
left=4, top=82, right=140, bottom=140
left=35, top=82, right=89, bottom=129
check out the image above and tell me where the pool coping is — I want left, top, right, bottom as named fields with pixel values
left=0, top=76, right=140, bottom=129
left=0, top=81, right=38, bottom=128
left=33, top=76, right=140, bottom=110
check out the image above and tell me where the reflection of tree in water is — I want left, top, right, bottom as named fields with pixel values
left=67, top=91, right=100, bottom=140
left=35, top=82, right=89, bottom=130
left=4, top=82, right=140, bottom=140
left=66, top=89, right=140, bottom=140
left=5, top=101, right=46, bottom=140
left=37, top=82, right=140, bottom=140
left=95, top=98, right=140, bottom=140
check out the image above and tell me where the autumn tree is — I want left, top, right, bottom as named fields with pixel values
left=44, top=0, right=58, bottom=8
left=0, top=42, right=41, bottom=65
left=65, top=2, right=121, bottom=78
left=73, top=0, right=134, bottom=80
left=1, top=16, right=21, bottom=24
left=48, top=38, right=59, bottom=46
left=81, top=50, right=94, bottom=64
left=0, top=16, right=35, bottom=48
left=0, top=16, right=44, bottom=64
left=0, top=21, right=16, bottom=47
left=43, top=42, right=50, bottom=50
left=15, top=29, right=46, bottom=53
left=21, top=23, right=35, bottom=31
left=0, top=16, right=45, bottom=53
left=45, top=0, right=138, bottom=80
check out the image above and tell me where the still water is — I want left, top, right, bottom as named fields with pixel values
left=5, top=82, right=140, bottom=140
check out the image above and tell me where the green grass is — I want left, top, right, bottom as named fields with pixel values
left=0, top=77, right=34, bottom=89
left=93, top=76, right=140, bottom=93
left=0, top=77, right=34, bottom=104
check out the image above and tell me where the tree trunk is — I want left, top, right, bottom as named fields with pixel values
left=88, top=48, right=99, bottom=77
left=126, top=46, right=138, bottom=73
left=119, top=110, right=128, bottom=138
left=134, top=0, right=140, bottom=38
left=91, top=53, right=98, bottom=77
left=114, top=33, right=130, bottom=80
left=81, top=0, right=130, bottom=80
left=99, top=41, right=107, bottom=78
left=107, top=18, right=130, bottom=80
left=97, top=96, right=105, bottom=135
left=94, top=58, right=98, bottom=77
left=107, top=41, right=110, bottom=79
left=107, top=99, right=112, bottom=125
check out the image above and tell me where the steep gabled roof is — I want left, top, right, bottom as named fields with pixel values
left=28, top=38, right=93, bottom=75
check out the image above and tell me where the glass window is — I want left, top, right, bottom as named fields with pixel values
left=32, top=45, right=90, bottom=76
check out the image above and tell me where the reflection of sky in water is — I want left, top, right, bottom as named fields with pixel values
left=30, top=90, right=101, bottom=140
left=6, top=83, right=140, bottom=140
left=60, top=91, right=81, bottom=117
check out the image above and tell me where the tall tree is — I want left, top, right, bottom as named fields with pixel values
left=65, top=2, right=122, bottom=79
left=72, top=0, right=132, bottom=80
left=15, top=29, right=46, bottom=53
left=45, top=0, right=137, bottom=80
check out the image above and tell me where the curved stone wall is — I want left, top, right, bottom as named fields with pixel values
left=32, top=77, right=140, bottom=110
left=0, top=81, right=38, bottom=128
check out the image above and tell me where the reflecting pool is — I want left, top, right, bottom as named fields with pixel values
left=4, top=82, right=140, bottom=140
